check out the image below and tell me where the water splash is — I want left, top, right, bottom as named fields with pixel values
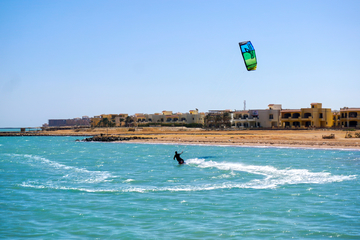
left=6, top=153, right=112, bottom=184
left=16, top=156, right=357, bottom=193
left=186, top=158, right=356, bottom=189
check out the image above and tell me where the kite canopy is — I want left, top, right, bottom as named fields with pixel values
left=239, top=41, right=257, bottom=71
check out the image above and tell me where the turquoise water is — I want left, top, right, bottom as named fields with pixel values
left=0, top=128, right=40, bottom=132
left=1, top=136, right=359, bottom=239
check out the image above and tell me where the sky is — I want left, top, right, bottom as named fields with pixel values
left=1, top=0, right=360, bottom=127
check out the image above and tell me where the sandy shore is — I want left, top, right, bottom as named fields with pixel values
left=127, top=129, right=360, bottom=150
left=3, top=127, right=359, bottom=150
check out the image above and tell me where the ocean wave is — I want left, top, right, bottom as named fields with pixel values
left=16, top=156, right=357, bottom=193
left=19, top=173, right=357, bottom=193
left=19, top=182, right=119, bottom=193
left=5, top=153, right=112, bottom=184
left=186, top=158, right=357, bottom=189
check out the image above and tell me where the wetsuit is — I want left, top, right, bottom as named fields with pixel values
left=173, top=151, right=184, bottom=164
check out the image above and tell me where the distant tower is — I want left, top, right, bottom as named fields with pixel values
left=244, top=100, right=246, bottom=110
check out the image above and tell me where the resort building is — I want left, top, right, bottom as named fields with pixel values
left=49, top=116, right=90, bottom=127
left=232, top=104, right=281, bottom=128
left=90, top=115, right=102, bottom=127
left=339, top=107, right=360, bottom=128
left=90, top=114, right=129, bottom=127
left=89, top=110, right=206, bottom=127
left=332, top=111, right=341, bottom=127
left=280, top=109, right=302, bottom=128
left=280, top=103, right=333, bottom=128
left=142, top=110, right=205, bottom=126
left=205, top=110, right=232, bottom=128
left=83, top=103, right=359, bottom=130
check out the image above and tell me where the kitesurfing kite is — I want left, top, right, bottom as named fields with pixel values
left=239, top=41, right=257, bottom=71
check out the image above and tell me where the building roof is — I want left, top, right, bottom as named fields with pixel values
left=340, top=108, right=360, bottom=111
left=281, top=109, right=301, bottom=113
left=233, top=110, right=249, bottom=114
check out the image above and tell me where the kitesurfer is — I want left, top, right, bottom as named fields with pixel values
left=173, top=151, right=184, bottom=164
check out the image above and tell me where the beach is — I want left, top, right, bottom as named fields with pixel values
left=3, top=127, right=360, bottom=149
left=128, top=128, right=360, bottom=149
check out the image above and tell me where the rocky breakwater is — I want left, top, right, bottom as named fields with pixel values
left=80, top=135, right=155, bottom=142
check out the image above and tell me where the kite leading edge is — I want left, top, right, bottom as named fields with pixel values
left=239, top=41, right=257, bottom=71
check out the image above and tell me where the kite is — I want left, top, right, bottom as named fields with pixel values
left=239, top=41, right=257, bottom=71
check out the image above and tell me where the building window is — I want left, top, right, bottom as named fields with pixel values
left=319, top=113, right=323, bottom=118
left=269, top=114, right=273, bottom=119
left=292, top=113, right=300, bottom=118
left=304, top=113, right=312, bottom=118
left=349, top=112, right=357, bottom=118
left=283, top=113, right=291, bottom=118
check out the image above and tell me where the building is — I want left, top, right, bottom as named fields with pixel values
left=90, top=114, right=129, bottom=127
left=232, top=104, right=282, bottom=128
left=91, top=110, right=205, bottom=127
left=48, top=116, right=90, bottom=127
left=115, top=114, right=129, bottom=126
left=280, top=103, right=333, bottom=128
left=139, top=110, right=205, bottom=126
left=86, top=103, right=359, bottom=130
left=332, top=111, right=341, bottom=127
left=339, top=107, right=360, bottom=128
left=204, top=110, right=232, bottom=128
left=280, top=109, right=302, bottom=128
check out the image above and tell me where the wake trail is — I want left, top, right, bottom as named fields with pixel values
left=15, top=156, right=357, bottom=193
left=5, top=153, right=112, bottom=184
left=185, top=158, right=357, bottom=189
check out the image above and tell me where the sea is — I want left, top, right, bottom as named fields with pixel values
left=0, top=128, right=40, bottom=132
left=1, top=136, right=359, bottom=239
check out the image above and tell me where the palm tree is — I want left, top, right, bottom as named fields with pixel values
left=125, top=116, right=132, bottom=127
left=119, top=118, right=124, bottom=127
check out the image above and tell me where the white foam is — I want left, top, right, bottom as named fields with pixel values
left=19, top=182, right=118, bottom=193
left=16, top=155, right=357, bottom=193
left=123, top=179, right=135, bottom=183
left=185, top=158, right=357, bottom=189
left=7, top=153, right=112, bottom=184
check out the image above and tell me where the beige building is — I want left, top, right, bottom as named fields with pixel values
left=90, top=114, right=128, bottom=127
left=232, top=104, right=281, bottom=128
left=332, top=111, right=341, bottom=127
left=88, top=103, right=359, bottom=129
left=133, top=110, right=205, bottom=126
left=339, top=107, right=360, bottom=128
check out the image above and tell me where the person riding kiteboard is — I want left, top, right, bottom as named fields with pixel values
left=173, top=151, right=185, bottom=164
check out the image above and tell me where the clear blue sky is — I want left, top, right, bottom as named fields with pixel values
left=1, top=0, right=359, bottom=127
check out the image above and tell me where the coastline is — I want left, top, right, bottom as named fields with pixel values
left=2, top=127, right=358, bottom=150
left=2, top=127, right=360, bottom=150
left=127, top=138, right=360, bottom=151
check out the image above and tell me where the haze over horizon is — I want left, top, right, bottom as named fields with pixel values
left=1, top=0, right=359, bottom=127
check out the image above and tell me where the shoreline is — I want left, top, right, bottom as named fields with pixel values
left=126, top=139, right=360, bottom=151
left=1, top=127, right=359, bottom=150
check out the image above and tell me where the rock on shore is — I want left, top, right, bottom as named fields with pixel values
left=80, top=135, right=154, bottom=142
